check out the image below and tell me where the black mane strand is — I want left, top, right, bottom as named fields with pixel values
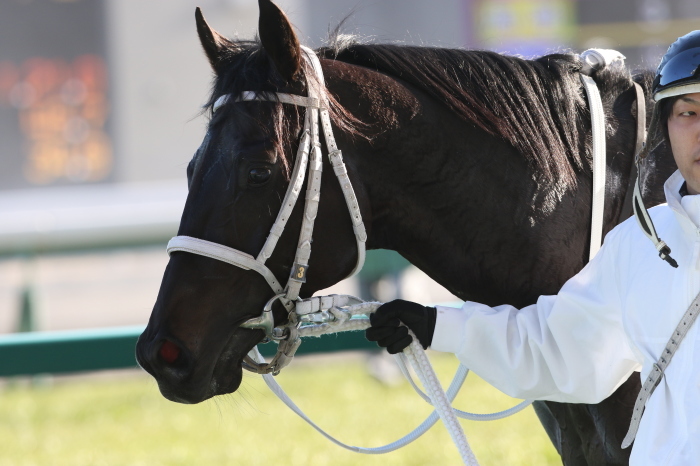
left=321, top=43, right=636, bottom=191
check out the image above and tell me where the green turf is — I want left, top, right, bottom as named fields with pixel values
left=0, top=352, right=560, bottom=465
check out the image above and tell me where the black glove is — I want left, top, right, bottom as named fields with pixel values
left=365, top=299, right=437, bottom=354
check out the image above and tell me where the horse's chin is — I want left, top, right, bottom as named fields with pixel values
left=155, top=362, right=244, bottom=404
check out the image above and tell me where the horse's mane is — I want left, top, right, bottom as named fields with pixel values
left=207, top=37, right=644, bottom=192
left=319, top=40, right=639, bottom=191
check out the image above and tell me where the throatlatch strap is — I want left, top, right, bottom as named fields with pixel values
left=622, top=291, right=700, bottom=448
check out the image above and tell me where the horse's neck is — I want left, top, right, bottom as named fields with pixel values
left=334, top=95, right=576, bottom=304
left=327, top=60, right=651, bottom=306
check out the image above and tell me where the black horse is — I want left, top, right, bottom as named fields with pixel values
left=136, top=1, right=677, bottom=464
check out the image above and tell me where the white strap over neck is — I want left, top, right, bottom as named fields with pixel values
left=580, top=73, right=607, bottom=261
left=579, top=49, right=632, bottom=261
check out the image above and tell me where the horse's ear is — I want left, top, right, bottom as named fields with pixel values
left=195, top=7, right=235, bottom=72
left=258, top=0, right=302, bottom=83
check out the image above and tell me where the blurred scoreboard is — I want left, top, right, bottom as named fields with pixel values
left=576, top=0, right=700, bottom=68
left=474, top=0, right=575, bottom=57
left=472, top=0, right=700, bottom=67
left=3, top=0, right=696, bottom=194
left=0, top=0, right=112, bottom=190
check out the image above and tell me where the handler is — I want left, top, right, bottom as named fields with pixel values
left=366, top=31, right=700, bottom=465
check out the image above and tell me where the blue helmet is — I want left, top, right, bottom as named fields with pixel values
left=653, top=30, right=700, bottom=101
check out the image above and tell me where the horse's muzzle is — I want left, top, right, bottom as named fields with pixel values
left=136, top=325, right=254, bottom=403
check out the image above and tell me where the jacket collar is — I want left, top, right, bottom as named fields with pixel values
left=665, top=170, right=700, bottom=235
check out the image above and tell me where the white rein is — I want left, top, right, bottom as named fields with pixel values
left=250, top=296, right=532, bottom=463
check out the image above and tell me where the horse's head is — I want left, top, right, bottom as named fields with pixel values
left=136, top=1, right=366, bottom=404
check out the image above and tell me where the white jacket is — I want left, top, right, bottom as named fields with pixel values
left=432, top=170, right=700, bottom=465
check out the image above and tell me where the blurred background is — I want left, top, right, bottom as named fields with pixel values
left=2, top=0, right=699, bottom=335
left=0, top=0, right=698, bottom=464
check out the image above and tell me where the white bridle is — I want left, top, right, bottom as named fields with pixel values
left=158, top=46, right=647, bottom=464
left=166, top=46, right=367, bottom=373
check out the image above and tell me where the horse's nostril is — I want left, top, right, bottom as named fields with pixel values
left=159, top=340, right=181, bottom=364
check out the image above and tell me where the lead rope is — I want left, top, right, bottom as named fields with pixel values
left=254, top=324, right=481, bottom=463
left=250, top=299, right=532, bottom=464
left=392, top=353, right=532, bottom=421
left=404, top=336, right=478, bottom=465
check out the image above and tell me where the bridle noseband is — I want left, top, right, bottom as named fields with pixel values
left=166, top=46, right=367, bottom=374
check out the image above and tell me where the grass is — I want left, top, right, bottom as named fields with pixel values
left=0, top=352, right=560, bottom=465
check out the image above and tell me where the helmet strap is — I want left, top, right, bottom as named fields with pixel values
left=631, top=104, right=678, bottom=268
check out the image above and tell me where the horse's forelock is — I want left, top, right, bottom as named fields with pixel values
left=202, top=40, right=366, bottom=179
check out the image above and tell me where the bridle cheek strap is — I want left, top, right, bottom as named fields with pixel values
left=167, top=46, right=367, bottom=340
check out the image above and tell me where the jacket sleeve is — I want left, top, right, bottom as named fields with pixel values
left=431, top=229, right=642, bottom=403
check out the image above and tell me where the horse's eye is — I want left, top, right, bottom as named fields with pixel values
left=248, top=168, right=271, bottom=185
